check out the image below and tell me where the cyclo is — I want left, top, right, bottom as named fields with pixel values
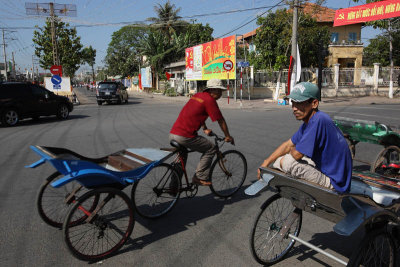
left=246, top=166, right=400, bottom=266
left=28, top=133, right=246, bottom=261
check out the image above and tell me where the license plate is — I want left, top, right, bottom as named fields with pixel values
left=105, top=92, right=110, bottom=95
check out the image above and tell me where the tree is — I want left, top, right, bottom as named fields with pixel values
left=147, top=0, right=184, bottom=40
left=363, top=32, right=400, bottom=66
left=81, top=46, right=96, bottom=82
left=105, top=25, right=149, bottom=77
left=33, top=17, right=83, bottom=78
left=249, top=8, right=330, bottom=71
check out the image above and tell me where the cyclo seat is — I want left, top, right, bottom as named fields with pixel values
left=170, top=140, right=189, bottom=153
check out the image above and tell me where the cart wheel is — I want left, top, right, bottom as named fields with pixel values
left=250, top=194, right=302, bottom=265
left=36, top=172, right=98, bottom=228
left=209, top=150, right=247, bottom=198
left=370, top=145, right=400, bottom=176
left=131, top=163, right=181, bottom=219
left=347, top=228, right=396, bottom=267
left=63, top=187, right=134, bottom=261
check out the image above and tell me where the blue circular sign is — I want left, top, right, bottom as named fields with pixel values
left=51, top=75, right=62, bottom=85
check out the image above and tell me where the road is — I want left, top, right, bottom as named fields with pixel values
left=0, top=87, right=399, bottom=266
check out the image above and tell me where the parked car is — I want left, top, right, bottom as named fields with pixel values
left=0, top=82, right=73, bottom=126
left=96, top=81, right=128, bottom=105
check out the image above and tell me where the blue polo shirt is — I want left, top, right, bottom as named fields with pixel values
left=291, top=111, right=352, bottom=192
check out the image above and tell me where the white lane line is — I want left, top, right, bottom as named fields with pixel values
left=324, top=110, right=400, bottom=121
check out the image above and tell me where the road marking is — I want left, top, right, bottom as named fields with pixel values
left=325, top=110, right=400, bottom=122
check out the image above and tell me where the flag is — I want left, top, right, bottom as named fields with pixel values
left=296, top=44, right=301, bottom=82
left=165, top=71, right=171, bottom=80
left=138, top=73, right=142, bottom=90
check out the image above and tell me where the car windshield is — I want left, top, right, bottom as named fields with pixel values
left=99, top=83, right=117, bottom=90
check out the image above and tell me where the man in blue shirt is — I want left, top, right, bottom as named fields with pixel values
left=258, top=82, right=352, bottom=193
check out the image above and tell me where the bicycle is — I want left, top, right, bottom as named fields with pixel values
left=131, top=133, right=247, bottom=219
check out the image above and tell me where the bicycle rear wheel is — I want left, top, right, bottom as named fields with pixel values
left=131, top=163, right=181, bottom=219
left=250, top=194, right=302, bottom=265
left=210, top=150, right=247, bottom=198
left=36, top=172, right=96, bottom=228
left=347, top=228, right=396, bottom=267
left=63, top=187, right=134, bottom=261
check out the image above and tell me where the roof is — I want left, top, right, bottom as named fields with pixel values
left=301, top=2, right=336, bottom=23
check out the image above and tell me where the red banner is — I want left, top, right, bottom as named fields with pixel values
left=334, top=0, right=400, bottom=27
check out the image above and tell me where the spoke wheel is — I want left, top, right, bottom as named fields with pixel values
left=131, top=163, right=181, bottom=219
left=57, top=104, right=69, bottom=119
left=210, top=150, right=247, bottom=198
left=2, top=108, right=19, bottom=126
left=250, top=194, right=302, bottom=265
left=371, top=146, right=400, bottom=177
left=348, top=228, right=396, bottom=267
left=63, top=187, right=134, bottom=261
left=36, top=172, right=97, bottom=228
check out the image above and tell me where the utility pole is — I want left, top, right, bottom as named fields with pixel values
left=290, top=0, right=299, bottom=93
left=12, top=51, right=15, bottom=80
left=32, top=55, right=35, bottom=81
left=2, top=29, right=8, bottom=81
left=49, top=2, right=59, bottom=66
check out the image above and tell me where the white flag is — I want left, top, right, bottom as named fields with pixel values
left=296, top=44, right=301, bottom=82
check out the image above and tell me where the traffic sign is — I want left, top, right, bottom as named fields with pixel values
left=50, top=65, right=62, bottom=76
left=237, top=61, right=250, bottom=68
left=223, top=60, right=234, bottom=71
left=51, top=75, right=62, bottom=85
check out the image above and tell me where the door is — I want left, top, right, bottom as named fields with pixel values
left=30, top=85, right=58, bottom=116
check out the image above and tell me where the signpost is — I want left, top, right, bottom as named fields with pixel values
left=50, top=65, right=62, bottom=76
left=51, top=74, right=62, bottom=90
left=223, top=60, right=233, bottom=104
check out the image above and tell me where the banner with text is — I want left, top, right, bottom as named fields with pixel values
left=185, top=35, right=236, bottom=80
left=334, top=0, right=400, bottom=27
left=141, top=67, right=152, bottom=88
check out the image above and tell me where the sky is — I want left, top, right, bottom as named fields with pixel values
left=0, top=0, right=382, bottom=74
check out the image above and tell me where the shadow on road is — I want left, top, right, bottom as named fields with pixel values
left=0, top=115, right=90, bottom=128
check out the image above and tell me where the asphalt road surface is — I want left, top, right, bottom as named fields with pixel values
left=1, top=87, right=399, bottom=266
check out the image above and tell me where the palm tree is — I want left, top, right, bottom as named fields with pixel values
left=147, top=1, right=184, bottom=40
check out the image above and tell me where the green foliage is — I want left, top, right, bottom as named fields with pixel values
left=363, top=33, right=400, bottom=66
left=32, top=17, right=83, bottom=78
left=105, top=26, right=149, bottom=77
left=250, top=8, right=330, bottom=71
left=82, top=45, right=96, bottom=81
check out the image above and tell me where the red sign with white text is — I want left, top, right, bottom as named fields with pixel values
left=334, top=0, right=400, bottom=27
left=50, top=65, right=63, bottom=76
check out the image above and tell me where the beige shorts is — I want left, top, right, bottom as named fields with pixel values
left=273, top=153, right=333, bottom=189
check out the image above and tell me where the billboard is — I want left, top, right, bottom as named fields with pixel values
left=334, top=0, right=400, bottom=27
left=141, top=67, right=152, bottom=88
left=186, top=35, right=236, bottom=81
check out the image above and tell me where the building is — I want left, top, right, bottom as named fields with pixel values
left=238, top=2, right=364, bottom=71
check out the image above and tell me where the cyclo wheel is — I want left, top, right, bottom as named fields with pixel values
left=250, top=194, right=302, bottom=265
left=36, top=172, right=98, bottom=228
left=63, top=187, right=135, bottom=261
left=347, top=228, right=396, bottom=267
left=131, top=163, right=181, bottom=219
left=209, top=150, right=247, bottom=198
left=371, top=145, right=400, bottom=175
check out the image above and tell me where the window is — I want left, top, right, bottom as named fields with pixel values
left=331, top=33, right=339, bottom=43
left=348, top=32, right=357, bottom=42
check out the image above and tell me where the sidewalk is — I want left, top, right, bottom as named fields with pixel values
left=128, top=90, right=400, bottom=110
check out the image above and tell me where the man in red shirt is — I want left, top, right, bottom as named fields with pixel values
left=170, top=79, right=234, bottom=186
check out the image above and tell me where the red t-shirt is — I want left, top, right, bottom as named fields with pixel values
left=170, top=92, right=223, bottom=138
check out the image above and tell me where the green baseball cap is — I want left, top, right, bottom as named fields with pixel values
left=286, top=82, right=319, bottom=102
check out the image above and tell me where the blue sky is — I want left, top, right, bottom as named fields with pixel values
left=0, top=0, right=381, bottom=74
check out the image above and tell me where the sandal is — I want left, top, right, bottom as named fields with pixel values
left=192, top=176, right=212, bottom=186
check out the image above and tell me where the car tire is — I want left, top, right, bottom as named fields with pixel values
left=1, top=108, right=19, bottom=126
left=97, top=101, right=102, bottom=105
left=56, top=104, right=69, bottom=120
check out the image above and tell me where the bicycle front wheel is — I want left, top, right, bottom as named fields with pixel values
left=250, top=194, right=302, bottom=265
left=63, top=187, right=135, bottom=261
left=210, top=150, right=247, bottom=198
left=131, top=163, right=181, bottom=219
left=36, top=172, right=96, bottom=228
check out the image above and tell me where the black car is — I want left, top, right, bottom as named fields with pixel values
left=0, top=82, right=73, bottom=126
left=96, top=81, right=128, bottom=105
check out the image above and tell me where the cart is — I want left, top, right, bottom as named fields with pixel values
left=246, top=167, right=400, bottom=266
left=27, top=145, right=175, bottom=261
left=334, top=116, right=400, bottom=177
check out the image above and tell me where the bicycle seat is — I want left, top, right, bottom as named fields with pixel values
left=170, top=140, right=189, bottom=153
